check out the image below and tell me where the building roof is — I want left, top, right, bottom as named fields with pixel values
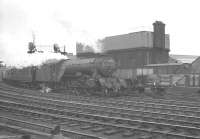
left=144, top=63, right=183, bottom=67
left=169, top=54, right=199, bottom=64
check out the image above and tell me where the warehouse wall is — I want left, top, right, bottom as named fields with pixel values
left=144, top=64, right=191, bottom=75
left=106, top=47, right=169, bottom=69
left=101, top=31, right=170, bottom=52
left=102, top=31, right=152, bottom=51
left=106, top=48, right=149, bottom=69
left=150, top=48, right=169, bottom=64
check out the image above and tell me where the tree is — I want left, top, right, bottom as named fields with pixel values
left=53, top=44, right=61, bottom=53
left=27, top=42, right=37, bottom=54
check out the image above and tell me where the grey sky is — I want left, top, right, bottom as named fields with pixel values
left=0, top=0, right=200, bottom=65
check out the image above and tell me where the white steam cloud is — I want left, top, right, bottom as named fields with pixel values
left=8, top=52, right=68, bottom=68
left=0, top=0, right=105, bottom=67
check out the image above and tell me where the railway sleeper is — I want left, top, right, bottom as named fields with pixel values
left=2, top=102, right=200, bottom=138
left=80, top=124, right=94, bottom=130
left=1, top=101, right=200, bottom=131
left=91, top=126, right=108, bottom=132
left=122, top=130, right=136, bottom=137
left=0, top=116, right=105, bottom=139
left=67, top=122, right=81, bottom=127
left=2, top=86, right=200, bottom=110
left=103, top=128, right=124, bottom=135
left=3, top=92, right=200, bottom=124
left=131, top=131, right=152, bottom=139
left=2, top=99, right=200, bottom=138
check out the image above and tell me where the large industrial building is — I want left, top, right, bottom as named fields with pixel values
left=76, top=21, right=200, bottom=87
left=77, top=21, right=170, bottom=69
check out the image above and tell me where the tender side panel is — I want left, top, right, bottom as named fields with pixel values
left=4, top=67, right=33, bottom=82
left=36, top=60, right=65, bottom=82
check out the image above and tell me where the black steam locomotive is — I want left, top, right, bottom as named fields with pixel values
left=3, top=56, right=131, bottom=95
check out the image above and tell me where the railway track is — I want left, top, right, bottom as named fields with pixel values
left=0, top=87, right=200, bottom=138
left=0, top=115, right=103, bottom=139
left=1, top=91, right=200, bottom=124
left=1, top=88, right=200, bottom=118
left=1, top=82, right=200, bottom=106
left=1, top=82, right=200, bottom=109
left=1, top=84, right=200, bottom=123
left=1, top=99, right=200, bottom=139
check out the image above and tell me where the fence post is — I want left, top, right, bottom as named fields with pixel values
left=193, top=73, right=195, bottom=87
left=185, top=74, right=189, bottom=87
left=199, top=74, right=200, bottom=87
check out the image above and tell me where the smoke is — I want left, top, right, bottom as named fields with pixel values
left=0, top=0, right=108, bottom=68
left=56, top=17, right=104, bottom=53
left=8, top=52, right=68, bottom=68
left=0, top=0, right=71, bottom=68
left=76, top=40, right=103, bottom=54
left=76, top=31, right=104, bottom=53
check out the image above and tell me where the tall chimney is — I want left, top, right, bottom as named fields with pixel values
left=153, top=21, right=165, bottom=49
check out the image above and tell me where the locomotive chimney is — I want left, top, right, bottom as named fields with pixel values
left=153, top=21, right=165, bottom=49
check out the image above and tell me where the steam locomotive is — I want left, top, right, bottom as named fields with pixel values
left=3, top=56, right=131, bottom=95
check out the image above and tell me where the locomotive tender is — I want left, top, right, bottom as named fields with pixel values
left=3, top=56, right=130, bottom=95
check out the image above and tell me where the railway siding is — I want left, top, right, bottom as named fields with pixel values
left=1, top=83, right=200, bottom=138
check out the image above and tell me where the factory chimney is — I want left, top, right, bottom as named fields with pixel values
left=153, top=21, right=165, bottom=49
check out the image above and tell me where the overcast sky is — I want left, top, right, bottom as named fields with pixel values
left=0, top=0, right=200, bottom=65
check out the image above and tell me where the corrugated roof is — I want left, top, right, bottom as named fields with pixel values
left=169, top=54, right=199, bottom=64
left=145, top=63, right=183, bottom=67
